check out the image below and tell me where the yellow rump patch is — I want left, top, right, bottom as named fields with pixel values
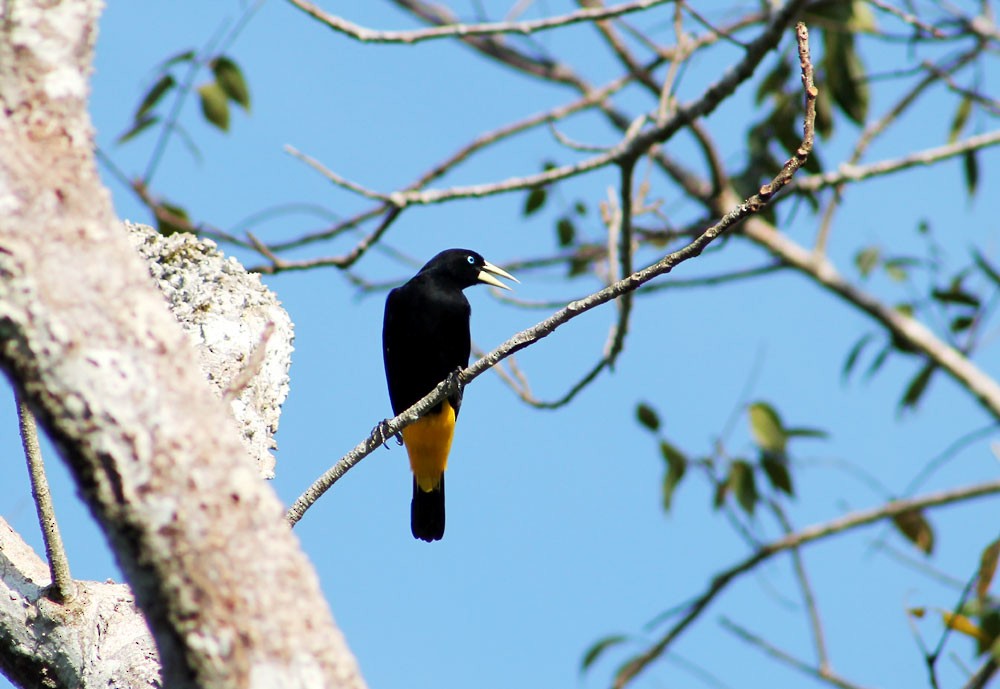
left=401, top=401, right=456, bottom=492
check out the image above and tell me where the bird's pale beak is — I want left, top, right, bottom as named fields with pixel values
left=477, top=261, right=519, bottom=291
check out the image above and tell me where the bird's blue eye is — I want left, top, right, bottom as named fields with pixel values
left=467, top=255, right=475, bottom=264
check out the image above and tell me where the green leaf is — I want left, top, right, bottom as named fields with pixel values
left=155, top=201, right=191, bottom=236
left=846, top=0, right=877, bottom=32
left=824, top=30, right=869, bottom=125
left=556, top=217, right=575, bottom=247
left=635, top=403, right=660, bottom=432
left=882, top=256, right=921, bottom=283
left=964, top=149, right=979, bottom=198
left=843, top=333, right=874, bottom=380
left=899, top=361, right=936, bottom=411
left=814, top=82, right=834, bottom=139
left=770, top=96, right=823, bottom=173
left=523, top=187, right=547, bottom=216
left=574, top=201, right=587, bottom=216
left=568, top=255, right=589, bottom=278
left=116, top=113, right=159, bottom=145
left=136, top=73, right=175, bottom=119
left=978, top=538, right=1000, bottom=600
left=931, top=287, right=980, bottom=308
left=159, top=49, right=196, bottom=69
left=855, top=246, right=880, bottom=278
left=748, top=401, right=787, bottom=454
left=973, top=250, right=1000, bottom=288
left=761, top=453, right=794, bottom=496
left=728, top=460, right=758, bottom=515
left=892, top=507, right=934, bottom=555
left=949, top=95, right=974, bottom=144
left=581, top=634, right=628, bottom=673
left=197, top=82, right=230, bottom=131
left=755, top=57, right=792, bottom=105
left=951, top=315, right=975, bottom=333
left=978, top=610, right=1000, bottom=657
left=785, top=427, right=829, bottom=440
left=660, top=440, right=687, bottom=512
left=864, top=343, right=891, bottom=379
left=884, top=263, right=907, bottom=282
left=713, top=480, right=728, bottom=510
left=211, top=56, right=251, bottom=110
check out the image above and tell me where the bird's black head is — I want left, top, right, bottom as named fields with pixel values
left=417, top=249, right=518, bottom=291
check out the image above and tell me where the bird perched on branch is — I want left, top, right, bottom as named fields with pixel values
left=382, top=249, right=518, bottom=542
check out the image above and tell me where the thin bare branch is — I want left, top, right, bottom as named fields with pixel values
left=771, top=503, right=828, bottom=671
left=812, top=48, right=982, bottom=253
left=286, top=19, right=817, bottom=525
left=614, top=479, right=1000, bottom=689
left=286, top=0, right=674, bottom=44
left=740, top=218, right=1000, bottom=421
left=864, top=0, right=946, bottom=38
left=792, top=129, right=1000, bottom=193
left=251, top=205, right=403, bottom=274
left=720, top=617, right=877, bottom=689
left=16, top=393, right=76, bottom=604
left=286, top=0, right=807, bottom=209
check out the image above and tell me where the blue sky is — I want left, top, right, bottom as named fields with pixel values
left=2, top=2, right=999, bottom=688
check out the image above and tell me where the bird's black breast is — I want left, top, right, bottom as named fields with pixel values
left=383, top=274, right=472, bottom=417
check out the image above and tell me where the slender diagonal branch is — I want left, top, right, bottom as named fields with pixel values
left=719, top=617, right=877, bottom=689
left=285, top=19, right=817, bottom=526
left=286, top=0, right=674, bottom=44
left=614, top=479, right=1000, bottom=689
left=17, top=393, right=76, bottom=604
left=771, top=502, right=828, bottom=671
left=792, top=129, right=1000, bottom=193
left=739, top=219, right=1000, bottom=421
left=288, top=0, right=807, bottom=209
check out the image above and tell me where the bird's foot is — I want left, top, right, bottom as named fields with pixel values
left=373, top=419, right=402, bottom=449
left=446, top=367, right=465, bottom=396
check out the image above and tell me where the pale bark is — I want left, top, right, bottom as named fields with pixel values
left=0, top=3, right=364, bottom=689
left=127, top=221, right=294, bottom=480
left=0, top=518, right=160, bottom=688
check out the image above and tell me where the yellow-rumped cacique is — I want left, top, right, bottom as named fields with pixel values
left=382, top=249, right=517, bottom=542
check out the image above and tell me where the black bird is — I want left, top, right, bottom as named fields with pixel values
left=382, top=249, right=517, bottom=542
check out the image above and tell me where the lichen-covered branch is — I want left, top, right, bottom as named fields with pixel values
left=0, top=518, right=160, bottom=689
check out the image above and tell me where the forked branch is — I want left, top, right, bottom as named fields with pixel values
left=285, top=22, right=817, bottom=527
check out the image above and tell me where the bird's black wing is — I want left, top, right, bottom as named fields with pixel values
left=382, top=280, right=471, bottom=418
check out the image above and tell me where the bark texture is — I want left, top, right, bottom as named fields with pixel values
left=128, top=222, right=294, bottom=479
left=0, top=518, right=161, bottom=688
left=0, top=3, right=364, bottom=688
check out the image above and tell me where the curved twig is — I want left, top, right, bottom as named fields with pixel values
left=286, top=0, right=674, bottom=45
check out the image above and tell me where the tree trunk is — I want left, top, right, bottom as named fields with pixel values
left=0, top=3, right=365, bottom=688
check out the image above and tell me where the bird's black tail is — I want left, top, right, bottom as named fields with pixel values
left=411, top=475, right=445, bottom=542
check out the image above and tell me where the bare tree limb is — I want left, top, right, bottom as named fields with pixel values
left=286, top=0, right=674, bottom=44
left=286, top=0, right=808, bottom=208
left=16, top=393, right=77, bottom=604
left=0, top=518, right=161, bottom=689
left=719, top=617, right=877, bottom=689
left=286, top=19, right=818, bottom=526
left=739, top=219, right=1000, bottom=421
left=614, top=479, right=1000, bottom=689
left=771, top=503, right=828, bottom=671
left=0, top=2, right=365, bottom=687
left=792, top=129, right=1000, bottom=193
